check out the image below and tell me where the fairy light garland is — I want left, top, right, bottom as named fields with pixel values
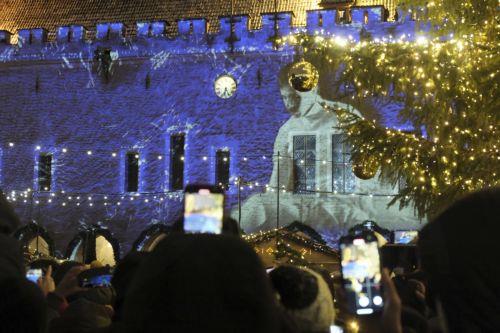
left=1, top=142, right=404, bottom=208
left=245, top=227, right=339, bottom=271
left=244, top=228, right=337, bottom=256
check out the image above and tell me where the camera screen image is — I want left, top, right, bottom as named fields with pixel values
left=330, top=325, right=344, bottom=333
left=184, top=191, right=224, bottom=234
left=394, top=230, right=418, bottom=244
left=26, top=269, right=42, bottom=283
left=82, top=274, right=112, bottom=288
left=341, top=238, right=383, bottom=314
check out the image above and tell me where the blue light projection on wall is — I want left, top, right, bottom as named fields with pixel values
left=0, top=7, right=420, bottom=253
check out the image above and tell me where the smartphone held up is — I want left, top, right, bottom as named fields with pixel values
left=26, top=268, right=43, bottom=283
left=339, top=231, right=384, bottom=315
left=184, top=184, right=224, bottom=234
left=78, top=267, right=113, bottom=288
left=392, top=230, right=419, bottom=244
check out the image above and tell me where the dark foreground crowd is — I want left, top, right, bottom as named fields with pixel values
left=0, top=188, right=499, bottom=333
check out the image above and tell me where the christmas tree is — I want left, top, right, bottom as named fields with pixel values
left=284, top=0, right=499, bottom=219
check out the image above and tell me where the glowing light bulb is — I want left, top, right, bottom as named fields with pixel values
left=416, top=36, right=428, bottom=46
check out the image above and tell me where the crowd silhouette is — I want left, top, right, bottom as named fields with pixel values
left=0, top=187, right=499, bottom=333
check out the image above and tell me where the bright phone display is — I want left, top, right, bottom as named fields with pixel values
left=393, top=230, right=419, bottom=244
left=330, top=325, right=344, bottom=333
left=184, top=185, right=224, bottom=234
left=80, top=274, right=113, bottom=288
left=26, top=269, right=43, bottom=283
left=340, top=231, right=384, bottom=315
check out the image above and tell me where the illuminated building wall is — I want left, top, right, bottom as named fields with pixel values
left=0, top=7, right=419, bottom=254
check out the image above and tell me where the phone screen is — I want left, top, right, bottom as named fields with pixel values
left=330, top=325, right=344, bottom=333
left=393, top=230, right=418, bottom=244
left=184, top=189, right=224, bottom=234
left=26, top=269, right=43, bottom=283
left=340, top=235, right=383, bottom=315
left=81, top=274, right=113, bottom=288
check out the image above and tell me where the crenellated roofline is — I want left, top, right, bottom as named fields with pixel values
left=0, top=0, right=396, bottom=43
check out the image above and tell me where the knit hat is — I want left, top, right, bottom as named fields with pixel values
left=269, top=265, right=335, bottom=333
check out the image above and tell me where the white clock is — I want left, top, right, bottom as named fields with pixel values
left=214, top=75, right=237, bottom=99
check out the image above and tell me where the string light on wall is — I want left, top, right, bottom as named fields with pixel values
left=2, top=142, right=401, bottom=214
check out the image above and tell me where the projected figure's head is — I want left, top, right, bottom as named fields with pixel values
left=278, top=63, right=319, bottom=116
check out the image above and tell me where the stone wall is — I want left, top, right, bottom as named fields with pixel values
left=0, top=51, right=298, bottom=254
left=0, top=9, right=420, bottom=256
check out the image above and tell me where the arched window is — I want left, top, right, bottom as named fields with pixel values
left=66, top=226, right=120, bottom=266
left=14, top=222, right=55, bottom=259
left=133, top=224, right=172, bottom=252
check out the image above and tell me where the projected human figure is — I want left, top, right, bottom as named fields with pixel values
left=232, top=63, right=422, bottom=236
left=269, top=63, right=354, bottom=193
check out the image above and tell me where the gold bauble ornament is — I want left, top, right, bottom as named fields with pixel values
left=352, top=155, right=380, bottom=180
left=288, top=60, right=319, bottom=92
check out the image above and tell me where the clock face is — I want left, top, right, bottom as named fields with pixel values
left=214, top=75, right=237, bottom=99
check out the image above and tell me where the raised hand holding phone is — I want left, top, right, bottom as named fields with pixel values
left=339, top=231, right=384, bottom=316
left=351, top=268, right=403, bottom=333
left=37, top=265, right=55, bottom=296
left=26, top=268, right=43, bottom=283
left=381, top=268, right=403, bottom=333
left=55, top=265, right=89, bottom=298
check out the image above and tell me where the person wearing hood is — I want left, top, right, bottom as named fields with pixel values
left=110, top=251, right=150, bottom=322
left=121, top=233, right=286, bottom=333
left=418, top=188, right=500, bottom=332
left=0, top=277, right=48, bottom=333
left=0, top=190, right=20, bottom=235
left=0, top=191, right=24, bottom=281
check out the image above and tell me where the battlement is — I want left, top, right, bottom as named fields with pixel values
left=2, top=7, right=390, bottom=44
left=0, top=6, right=416, bottom=62
left=0, top=0, right=400, bottom=34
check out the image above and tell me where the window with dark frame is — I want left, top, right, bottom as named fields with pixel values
left=38, top=153, right=52, bottom=192
left=216, top=150, right=230, bottom=190
left=293, top=135, right=316, bottom=194
left=332, top=134, right=356, bottom=193
left=170, top=134, right=185, bottom=191
left=336, top=9, right=352, bottom=24
left=125, top=152, right=139, bottom=192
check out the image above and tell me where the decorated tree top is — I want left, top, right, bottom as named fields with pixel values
left=283, top=0, right=499, bottom=218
